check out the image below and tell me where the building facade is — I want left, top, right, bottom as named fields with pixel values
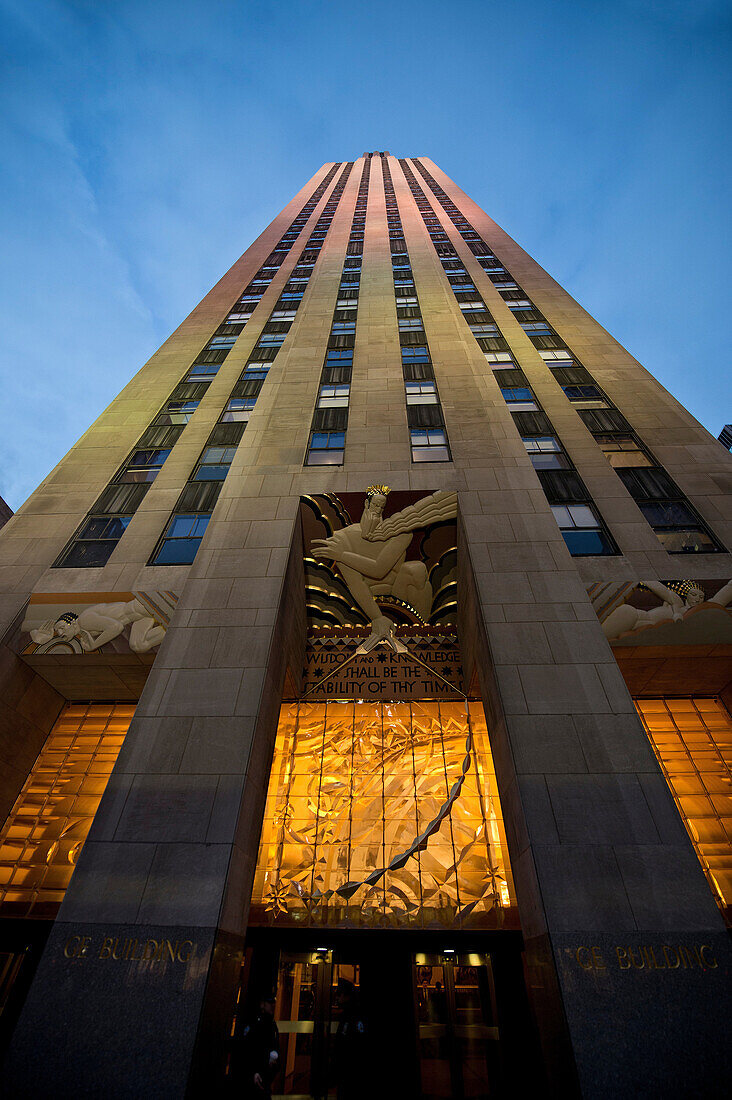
left=0, top=153, right=731, bottom=1098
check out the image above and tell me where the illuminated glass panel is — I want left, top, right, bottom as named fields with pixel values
left=250, top=700, right=516, bottom=929
left=0, top=703, right=133, bottom=918
left=635, top=697, right=732, bottom=920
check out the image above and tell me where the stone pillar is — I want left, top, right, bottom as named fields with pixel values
left=2, top=514, right=306, bottom=1098
left=458, top=524, right=732, bottom=1097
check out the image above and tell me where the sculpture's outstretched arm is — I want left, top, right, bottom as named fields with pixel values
left=644, top=581, right=684, bottom=611
left=312, top=537, right=407, bottom=580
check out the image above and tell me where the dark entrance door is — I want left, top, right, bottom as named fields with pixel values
left=413, top=952, right=502, bottom=1098
left=271, top=949, right=364, bottom=1099
left=237, top=932, right=536, bottom=1098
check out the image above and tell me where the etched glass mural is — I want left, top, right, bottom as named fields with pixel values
left=250, top=700, right=516, bottom=929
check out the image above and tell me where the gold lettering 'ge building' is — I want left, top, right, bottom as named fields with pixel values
left=1, top=154, right=731, bottom=1098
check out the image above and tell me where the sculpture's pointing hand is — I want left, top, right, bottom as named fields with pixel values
left=310, top=537, right=341, bottom=561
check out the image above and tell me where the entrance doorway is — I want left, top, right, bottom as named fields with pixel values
left=273, top=949, right=361, bottom=1099
left=414, top=952, right=501, bottom=1099
left=238, top=931, right=537, bottom=1098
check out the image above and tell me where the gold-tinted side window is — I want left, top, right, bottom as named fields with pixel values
left=250, top=700, right=517, bottom=929
left=635, top=697, right=732, bottom=921
left=0, top=703, right=133, bottom=918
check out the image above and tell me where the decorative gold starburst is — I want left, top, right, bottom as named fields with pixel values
left=264, top=881, right=291, bottom=915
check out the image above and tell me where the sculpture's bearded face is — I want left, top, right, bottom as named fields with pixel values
left=361, top=492, right=387, bottom=536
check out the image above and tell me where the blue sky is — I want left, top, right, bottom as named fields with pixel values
left=1, top=0, right=730, bottom=509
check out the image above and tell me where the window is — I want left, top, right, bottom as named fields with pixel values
left=562, top=384, right=606, bottom=405
left=522, top=435, right=570, bottom=469
left=637, top=502, right=720, bottom=553
left=538, top=349, right=573, bottom=363
left=405, top=381, right=438, bottom=404
left=635, top=696, right=732, bottom=916
left=117, top=448, right=171, bottom=483
left=226, top=311, right=252, bottom=323
left=187, top=363, right=220, bottom=379
left=331, top=321, right=356, bottom=334
left=401, top=345, right=431, bottom=362
left=595, top=434, right=653, bottom=468
left=193, top=446, right=238, bottom=481
left=221, top=398, right=255, bottom=422
left=523, top=436, right=561, bottom=453
left=318, top=384, right=350, bottom=408
left=410, top=428, right=450, bottom=462
left=206, top=336, right=237, bottom=349
left=484, top=351, right=514, bottom=366
left=152, top=513, right=210, bottom=565
left=398, top=319, right=424, bottom=331
left=501, top=387, right=537, bottom=411
left=551, top=504, right=615, bottom=555
left=520, top=322, right=552, bottom=335
left=306, top=431, right=345, bottom=465
left=325, top=349, right=354, bottom=365
left=271, top=310, right=297, bottom=321
left=395, top=296, right=418, bottom=306
left=257, top=333, right=286, bottom=346
left=0, top=703, right=134, bottom=917
left=459, top=300, right=485, bottom=311
left=56, top=516, right=131, bottom=568
left=155, top=400, right=199, bottom=426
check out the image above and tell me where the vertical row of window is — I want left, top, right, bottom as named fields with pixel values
left=150, top=164, right=357, bottom=562
left=55, top=163, right=345, bottom=569
left=304, top=158, right=371, bottom=464
left=396, top=159, right=614, bottom=553
left=407, top=159, right=723, bottom=556
left=380, top=158, right=450, bottom=462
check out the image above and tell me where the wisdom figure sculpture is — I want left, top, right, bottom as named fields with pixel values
left=311, top=485, right=457, bottom=649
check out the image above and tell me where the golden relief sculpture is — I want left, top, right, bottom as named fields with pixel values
left=310, top=485, right=457, bottom=651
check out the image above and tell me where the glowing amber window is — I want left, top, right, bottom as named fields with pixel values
left=635, top=697, right=732, bottom=919
left=250, top=700, right=517, bottom=929
left=0, top=703, right=133, bottom=918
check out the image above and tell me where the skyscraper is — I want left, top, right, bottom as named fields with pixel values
left=1, top=153, right=731, bottom=1098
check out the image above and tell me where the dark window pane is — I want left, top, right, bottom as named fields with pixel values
left=104, top=517, right=131, bottom=539
left=561, top=529, right=615, bottom=555
left=639, top=501, right=698, bottom=527
left=78, top=517, right=109, bottom=540
left=153, top=537, right=203, bottom=565
left=194, top=465, right=230, bottom=481
left=58, top=540, right=118, bottom=568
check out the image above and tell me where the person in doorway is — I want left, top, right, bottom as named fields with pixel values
left=236, top=991, right=280, bottom=1098
left=333, top=979, right=366, bottom=1100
